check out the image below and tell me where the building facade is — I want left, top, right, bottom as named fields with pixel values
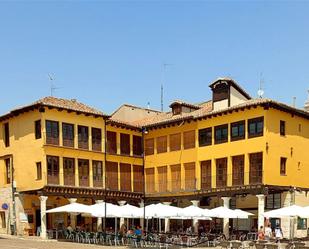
left=0, top=78, right=308, bottom=239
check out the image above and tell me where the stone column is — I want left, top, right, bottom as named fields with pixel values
left=191, top=200, right=200, bottom=233
left=118, top=200, right=126, bottom=229
left=69, top=198, right=77, bottom=229
left=282, top=191, right=294, bottom=239
left=96, top=200, right=104, bottom=231
left=39, top=196, right=48, bottom=239
left=163, top=202, right=172, bottom=232
left=221, top=197, right=231, bottom=239
left=256, top=194, right=265, bottom=231
left=139, top=201, right=145, bottom=230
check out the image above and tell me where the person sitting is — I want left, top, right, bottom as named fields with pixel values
left=67, top=223, right=73, bottom=232
left=134, top=225, right=142, bottom=236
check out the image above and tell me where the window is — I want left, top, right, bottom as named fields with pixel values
left=106, top=161, right=118, bottom=191
left=92, top=128, right=102, bottom=151
left=120, top=133, right=130, bottom=155
left=249, top=152, right=263, bottom=184
left=93, top=160, right=103, bottom=187
left=145, top=138, right=154, bottom=155
left=158, top=166, right=168, bottom=192
left=297, top=218, right=307, bottom=230
left=62, top=123, right=74, bottom=147
left=280, top=157, right=287, bottom=175
left=156, top=136, right=167, bottom=153
left=36, top=162, right=42, bottom=180
left=5, top=158, right=10, bottom=184
left=47, top=156, right=59, bottom=184
left=106, top=131, right=117, bottom=154
left=280, top=120, right=286, bottom=136
left=145, top=168, right=155, bottom=193
left=199, top=128, right=212, bottom=147
left=78, top=126, right=89, bottom=149
left=172, top=104, right=181, bottom=115
left=170, top=133, right=181, bottom=151
left=232, top=155, right=244, bottom=186
left=4, top=123, right=9, bottom=147
left=215, top=124, right=228, bottom=144
left=133, top=136, right=142, bottom=156
left=63, top=158, right=75, bottom=186
left=35, top=120, right=41, bottom=139
left=46, top=120, right=59, bottom=145
left=133, top=165, right=143, bottom=192
left=201, top=160, right=211, bottom=189
left=266, top=193, right=281, bottom=209
left=184, top=162, right=196, bottom=190
left=78, top=159, right=89, bottom=187
left=183, top=130, right=196, bottom=149
left=216, top=158, right=227, bottom=187
left=120, top=163, right=131, bottom=191
left=171, top=164, right=181, bottom=191
left=298, top=124, right=302, bottom=133
left=231, top=121, right=245, bottom=141
left=248, top=117, right=264, bottom=138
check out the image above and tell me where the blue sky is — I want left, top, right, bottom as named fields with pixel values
left=0, top=1, right=308, bottom=115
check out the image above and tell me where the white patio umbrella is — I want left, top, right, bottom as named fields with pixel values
left=233, top=209, right=254, bottom=218
left=145, top=203, right=182, bottom=218
left=90, top=202, right=121, bottom=218
left=263, top=205, right=304, bottom=218
left=46, top=202, right=91, bottom=214
left=117, top=204, right=143, bottom=218
left=299, top=206, right=309, bottom=218
left=179, top=205, right=212, bottom=220
left=209, top=206, right=240, bottom=219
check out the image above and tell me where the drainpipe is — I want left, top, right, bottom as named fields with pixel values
left=11, top=155, right=17, bottom=235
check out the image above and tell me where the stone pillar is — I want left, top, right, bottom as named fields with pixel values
left=221, top=197, right=231, bottom=239
left=191, top=200, right=200, bottom=233
left=139, top=201, right=145, bottom=230
left=282, top=191, right=294, bottom=239
left=69, top=198, right=77, bottom=229
left=96, top=200, right=104, bottom=231
left=39, top=196, right=48, bottom=239
left=163, top=202, right=172, bottom=232
left=118, top=200, right=126, bottom=229
left=256, top=194, right=265, bottom=231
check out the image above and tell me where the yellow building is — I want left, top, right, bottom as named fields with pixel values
left=0, top=97, right=144, bottom=237
left=0, top=78, right=309, bottom=239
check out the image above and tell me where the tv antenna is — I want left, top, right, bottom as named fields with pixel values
left=161, top=63, right=172, bottom=111
left=48, top=73, right=60, bottom=96
left=257, top=73, right=265, bottom=98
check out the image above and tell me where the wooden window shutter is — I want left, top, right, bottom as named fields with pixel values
left=201, top=160, right=211, bottom=189
left=183, top=130, right=196, bottom=149
left=145, top=138, right=154, bottom=155
left=106, top=161, right=118, bottom=190
left=156, top=136, right=167, bottom=154
left=133, top=165, right=144, bottom=192
left=170, top=164, right=181, bottom=191
left=145, top=168, right=155, bottom=193
left=158, top=166, right=167, bottom=192
left=120, top=163, right=131, bottom=191
left=184, top=162, right=196, bottom=190
left=170, top=133, right=181, bottom=151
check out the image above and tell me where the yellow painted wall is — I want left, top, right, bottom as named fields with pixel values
left=264, top=108, right=309, bottom=188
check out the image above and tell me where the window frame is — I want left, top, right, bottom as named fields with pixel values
left=5, top=158, right=10, bottom=184
left=62, top=123, right=74, bottom=147
left=91, top=127, right=102, bottom=151
left=106, top=131, right=117, bottom=154
left=45, top=120, right=59, bottom=145
left=35, top=120, right=41, bottom=139
left=214, top=124, right=228, bottom=144
left=230, top=120, right=245, bottom=141
left=248, top=117, right=264, bottom=138
left=169, top=133, right=181, bottom=151
left=183, top=130, right=196, bottom=150
left=156, top=135, right=167, bottom=154
left=280, top=157, right=287, bottom=176
left=199, top=127, right=212, bottom=147
left=78, top=125, right=89, bottom=150
left=145, top=138, right=154, bottom=155
left=120, top=133, right=130, bottom=155
left=133, top=135, right=142, bottom=156
left=36, top=162, right=42, bottom=180
left=4, top=123, right=10, bottom=147
left=280, top=120, right=286, bottom=136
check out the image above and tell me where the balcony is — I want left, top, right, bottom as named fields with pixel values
left=232, top=172, right=244, bottom=186
left=201, top=176, right=212, bottom=190
left=133, top=180, right=144, bottom=193
left=93, top=179, right=103, bottom=188
left=249, top=170, right=263, bottom=184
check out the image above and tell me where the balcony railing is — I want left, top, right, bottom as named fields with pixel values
left=79, top=177, right=89, bottom=187
left=232, top=172, right=245, bottom=186
left=64, top=175, right=75, bottom=186
left=93, top=179, right=103, bottom=188
left=46, top=136, right=59, bottom=146
left=249, top=170, right=263, bottom=184
left=47, top=174, right=59, bottom=185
